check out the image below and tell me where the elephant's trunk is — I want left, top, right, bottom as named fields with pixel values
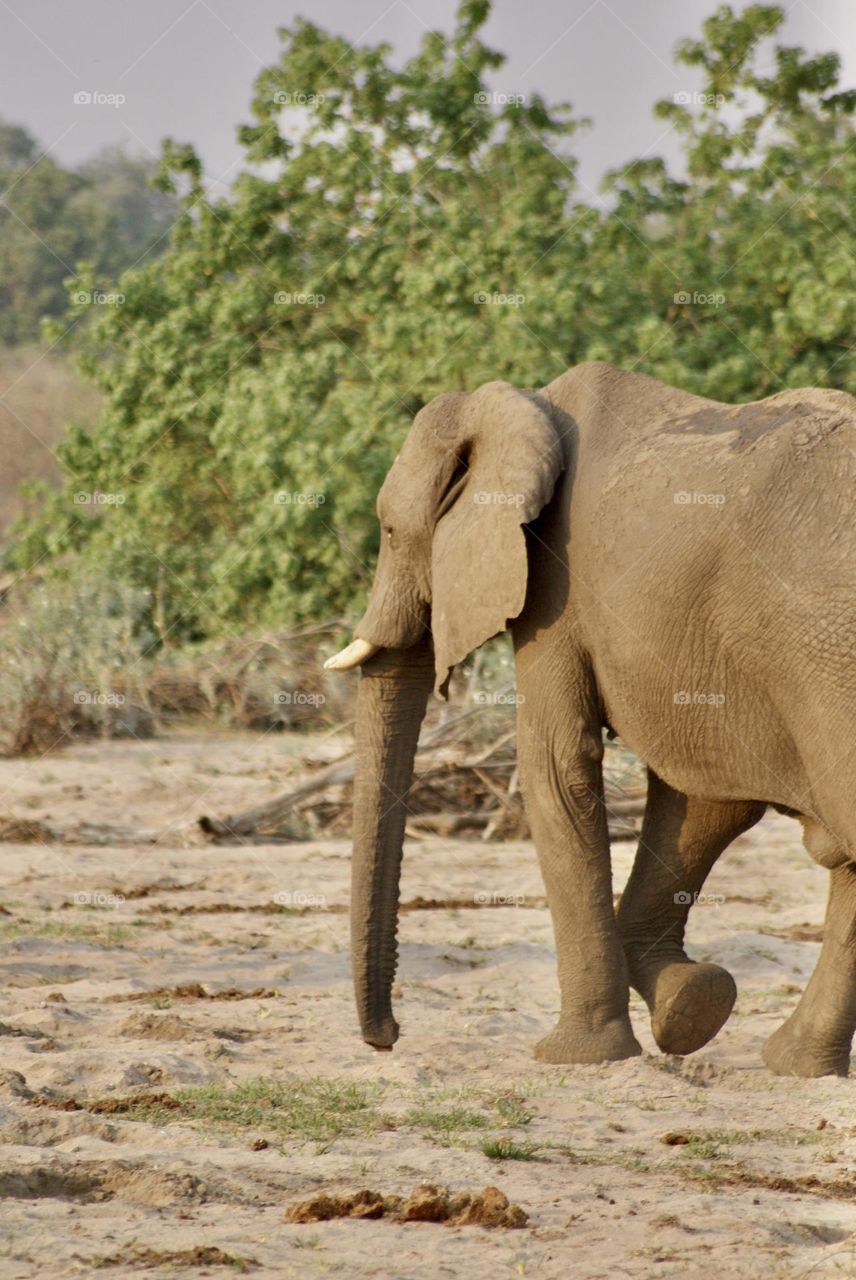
left=351, top=636, right=434, bottom=1048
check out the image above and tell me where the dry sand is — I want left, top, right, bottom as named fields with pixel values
left=0, top=730, right=853, bottom=1279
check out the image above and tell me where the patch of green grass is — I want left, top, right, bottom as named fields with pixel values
left=679, top=1127, right=827, bottom=1152
left=547, top=1142, right=652, bottom=1174
left=404, top=1088, right=533, bottom=1147
left=405, top=1104, right=491, bottom=1140
left=480, top=1136, right=540, bottom=1161
left=0, top=920, right=134, bottom=947
left=547, top=1142, right=597, bottom=1166
left=102, top=1078, right=385, bottom=1142
left=682, top=1137, right=723, bottom=1160
left=292, top=1235, right=323, bottom=1250
left=494, top=1093, right=534, bottom=1127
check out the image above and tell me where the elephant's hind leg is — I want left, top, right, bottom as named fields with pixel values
left=763, top=821, right=856, bottom=1078
left=617, top=772, right=765, bottom=1056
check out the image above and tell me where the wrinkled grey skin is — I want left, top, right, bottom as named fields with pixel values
left=334, top=361, right=856, bottom=1077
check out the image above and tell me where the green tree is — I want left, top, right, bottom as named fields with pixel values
left=11, top=0, right=584, bottom=641
left=599, top=2, right=856, bottom=397
left=0, top=130, right=88, bottom=345
left=0, top=125, right=177, bottom=344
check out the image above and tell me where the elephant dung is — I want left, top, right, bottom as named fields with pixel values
left=283, top=1183, right=528, bottom=1228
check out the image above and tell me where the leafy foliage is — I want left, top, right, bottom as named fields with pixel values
left=10, top=2, right=856, bottom=641
left=0, top=577, right=152, bottom=755
left=0, top=124, right=177, bottom=345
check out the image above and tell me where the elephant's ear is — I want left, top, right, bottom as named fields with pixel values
left=430, top=381, right=563, bottom=698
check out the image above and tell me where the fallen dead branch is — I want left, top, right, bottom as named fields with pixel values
left=198, top=722, right=647, bottom=844
left=0, top=816, right=167, bottom=846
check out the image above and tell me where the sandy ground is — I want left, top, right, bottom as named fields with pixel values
left=0, top=730, right=854, bottom=1280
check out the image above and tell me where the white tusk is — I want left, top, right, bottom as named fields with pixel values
left=323, top=638, right=380, bottom=671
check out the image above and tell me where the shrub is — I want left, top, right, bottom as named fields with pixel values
left=0, top=576, right=153, bottom=755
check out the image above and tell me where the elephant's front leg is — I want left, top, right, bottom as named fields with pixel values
left=617, top=771, right=765, bottom=1055
left=515, top=663, right=641, bottom=1064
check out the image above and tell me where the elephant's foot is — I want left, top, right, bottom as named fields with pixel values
left=533, top=1015, right=642, bottom=1065
left=762, top=1015, right=851, bottom=1078
left=633, top=959, right=736, bottom=1056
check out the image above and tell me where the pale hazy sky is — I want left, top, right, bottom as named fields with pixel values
left=1, top=0, right=854, bottom=198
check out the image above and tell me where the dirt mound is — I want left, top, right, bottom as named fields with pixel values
left=86, top=1091, right=184, bottom=1116
left=0, top=1158, right=209, bottom=1205
left=119, top=1013, right=200, bottom=1041
left=0, top=1068, right=35, bottom=1099
left=284, top=1183, right=528, bottom=1228
left=107, top=984, right=276, bottom=1003
left=94, top=1245, right=255, bottom=1269
left=0, top=816, right=56, bottom=842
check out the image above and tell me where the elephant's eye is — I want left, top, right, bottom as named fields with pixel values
left=384, top=526, right=394, bottom=544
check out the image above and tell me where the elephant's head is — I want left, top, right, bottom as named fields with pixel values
left=324, top=381, right=564, bottom=1049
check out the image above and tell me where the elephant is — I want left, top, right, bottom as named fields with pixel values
left=324, top=360, right=856, bottom=1077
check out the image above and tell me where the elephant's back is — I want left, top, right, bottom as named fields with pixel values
left=546, top=362, right=856, bottom=457
left=546, top=362, right=856, bottom=614
left=657, top=383, right=856, bottom=456
left=544, top=361, right=714, bottom=449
